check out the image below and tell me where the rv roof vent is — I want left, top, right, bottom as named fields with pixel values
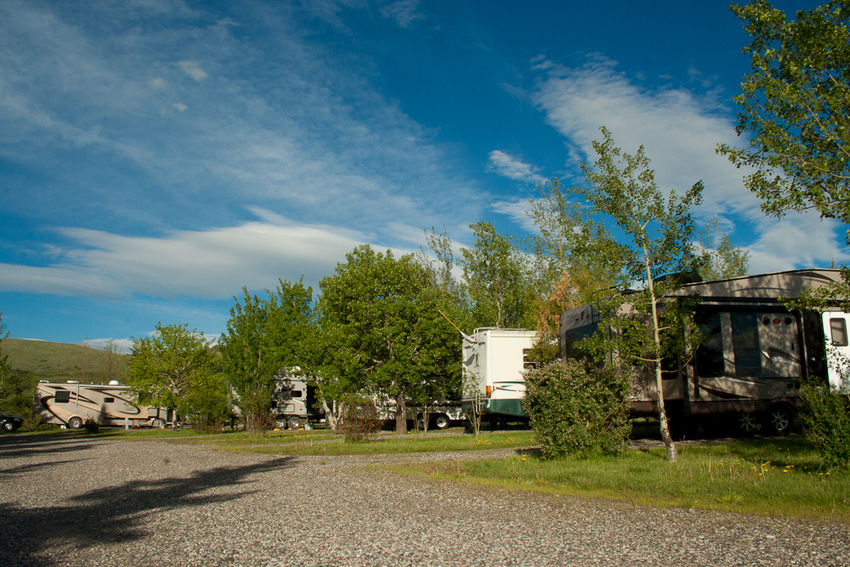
left=108, top=380, right=120, bottom=386
left=66, top=380, right=80, bottom=384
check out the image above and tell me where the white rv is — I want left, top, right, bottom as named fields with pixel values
left=461, top=328, right=538, bottom=424
left=34, top=381, right=172, bottom=429
left=560, top=268, right=850, bottom=435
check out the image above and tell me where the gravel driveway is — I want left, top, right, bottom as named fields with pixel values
left=1, top=434, right=847, bottom=567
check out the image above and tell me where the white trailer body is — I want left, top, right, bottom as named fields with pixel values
left=269, top=372, right=326, bottom=429
left=461, top=328, right=538, bottom=420
left=375, top=399, right=464, bottom=430
left=33, top=381, right=172, bottom=429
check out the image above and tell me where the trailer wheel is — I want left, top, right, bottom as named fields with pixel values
left=151, top=418, right=166, bottom=428
left=274, top=418, right=288, bottom=430
left=287, top=416, right=302, bottom=430
left=67, top=416, right=83, bottom=430
left=434, top=414, right=451, bottom=430
left=765, top=405, right=793, bottom=436
left=737, top=412, right=758, bottom=436
left=3, top=421, right=14, bottom=431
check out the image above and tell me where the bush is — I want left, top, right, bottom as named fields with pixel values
left=339, top=393, right=383, bottom=443
left=240, top=383, right=274, bottom=436
left=523, top=359, right=631, bottom=459
left=800, top=382, right=850, bottom=469
left=83, top=417, right=100, bottom=434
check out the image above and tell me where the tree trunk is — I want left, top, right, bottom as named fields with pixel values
left=395, top=391, right=407, bottom=434
left=644, top=241, right=678, bottom=463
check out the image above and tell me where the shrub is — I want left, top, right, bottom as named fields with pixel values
left=83, top=417, right=100, bottom=434
left=240, top=383, right=274, bottom=436
left=338, top=393, right=383, bottom=443
left=523, top=359, right=631, bottom=459
left=800, top=382, right=850, bottom=469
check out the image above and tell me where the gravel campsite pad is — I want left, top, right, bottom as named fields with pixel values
left=1, top=435, right=848, bottom=567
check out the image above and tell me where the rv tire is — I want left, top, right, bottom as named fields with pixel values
left=67, top=416, right=83, bottom=430
left=274, top=418, right=288, bottom=430
left=152, top=418, right=166, bottom=428
left=765, top=405, right=793, bottom=436
left=3, top=421, right=14, bottom=431
left=287, top=416, right=301, bottom=430
left=737, top=412, right=758, bottom=436
left=434, top=414, right=450, bottom=430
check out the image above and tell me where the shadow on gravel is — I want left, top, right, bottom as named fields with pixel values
left=0, top=454, right=296, bottom=567
left=0, top=434, right=101, bottom=463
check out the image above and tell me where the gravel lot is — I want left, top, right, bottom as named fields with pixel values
left=1, top=434, right=848, bottom=567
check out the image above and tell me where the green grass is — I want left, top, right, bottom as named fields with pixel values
left=28, top=427, right=538, bottom=456
left=390, top=436, right=849, bottom=521
left=4, top=338, right=128, bottom=383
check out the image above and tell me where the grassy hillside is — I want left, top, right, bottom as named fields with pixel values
left=3, top=338, right=128, bottom=384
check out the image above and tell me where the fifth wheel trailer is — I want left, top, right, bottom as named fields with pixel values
left=559, top=268, right=850, bottom=435
left=461, top=328, right=538, bottom=425
left=33, top=381, right=173, bottom=429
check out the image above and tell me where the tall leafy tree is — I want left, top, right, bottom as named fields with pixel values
left=318, top=245, right=459, bottom=434
left=218, top=279, right=314, bottom=432
left=526, top=180, right=628, bottom=361
left=720, top=0, right=850, bottom=308
left=127, top=323, right=218, bottom=421
left=576, top=127, right=704, bottom=463
left=458, top=221, right=535, bottom=329
left=719, top=0, right=850, bottom=232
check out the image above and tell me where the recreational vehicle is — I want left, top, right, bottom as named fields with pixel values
left=33, top=381, right=173, bottom=429
left=269, top=373, right=325, bottom=429
left=560, top=268, right=850, bottom=435
left=461, top=328, right=538, bottom=425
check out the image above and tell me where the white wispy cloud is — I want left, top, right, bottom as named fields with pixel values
left=380, top=0, right=425, bottom=28
left=178, top=60, right=207, bottom=81
left=530, top=53, right=849, bottom=271
left=486, top=150, right=547, bottom=186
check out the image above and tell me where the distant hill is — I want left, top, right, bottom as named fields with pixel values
left=3, top=338, right=129, bottom=384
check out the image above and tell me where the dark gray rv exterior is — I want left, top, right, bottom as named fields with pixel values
left=560, top=269, right=850, bottom=435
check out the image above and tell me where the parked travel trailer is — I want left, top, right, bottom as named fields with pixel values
left=375, top=398, right=464, bottom=430
left=461, top=328, right=538, bottom=424
left=269, top=372, right=326, bottom=429
left=34, top=381, right=173, bottom=429
left=560, top=268, right=850, bottom=435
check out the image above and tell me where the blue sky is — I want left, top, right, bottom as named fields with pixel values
left=1, top=0, right=842, bottom=352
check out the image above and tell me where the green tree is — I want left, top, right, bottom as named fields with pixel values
left=696, top=218, right=751, bottom=281
left=218, top=279, right=315, bottom=433
left=318, top=245, right=460, bottom=434
left=127, top=323, right=219, bottom=425
left=525, top=180, right=629, bottom=362
left=576, top=127, right=704, bottom=463
left=719, top=0, right=850, bottom=237
left=458, top=221, right=534, bottom=329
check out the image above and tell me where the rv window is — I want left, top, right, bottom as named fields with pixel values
left=731, top=311, right=801, bottom=379
left=830, top=318, right=848, bottom=347
left=54, top=391, right=70, bottom=403
left=695, top=311, right=724, bottom=378
left=104, top=397, right=115, bottom=403
left=292, top=390, right=303, bottom=398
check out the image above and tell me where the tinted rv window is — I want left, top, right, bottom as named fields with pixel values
left=830, top=318, right=848, bottom=347
left=104, top=397, right=115, bottom=403
left=731, top=312, right=801, bottom=379
left=695, top=311, right=724, bottom=378
left=54, top=391, right=70, bottom=403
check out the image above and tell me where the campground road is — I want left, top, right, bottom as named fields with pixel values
left=0, top=434, right=847, bottom=567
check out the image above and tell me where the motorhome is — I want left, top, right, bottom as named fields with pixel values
left=34, top=381, right=173, bottom=429
left=560, top=268, right=850, bottom=435
left=461, top=328, right=539, bottom=425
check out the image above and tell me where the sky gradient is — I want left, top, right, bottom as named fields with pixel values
left=1, top=0, right=841, bottom=352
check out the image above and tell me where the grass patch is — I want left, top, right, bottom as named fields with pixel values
left=23, top=427, right=537, bottom=456
left=391, top=437, right=850, bottom=522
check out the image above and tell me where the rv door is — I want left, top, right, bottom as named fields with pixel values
left=823, top=312, right=850, bottom=390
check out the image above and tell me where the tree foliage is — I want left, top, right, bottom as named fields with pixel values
left=696, top=218, right=751, bottom=281
left=719, top=0, right=850, bottom=234
left=458, top=221, right=535, bottom=329
left=318, top=245, right=460, bottom=433
left=127, top=323, right=220, bottom=423
left=573, top=127, right=704, bottom=462
left=218, top=279, right=315, bottom=433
